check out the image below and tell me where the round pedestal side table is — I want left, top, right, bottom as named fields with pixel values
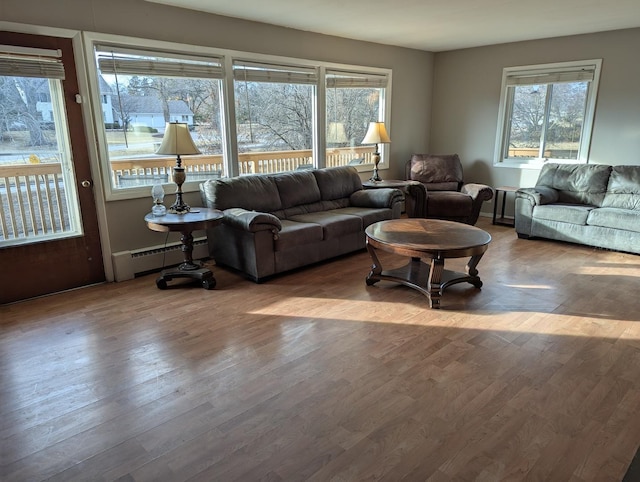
left=144, top=207, right=223, bottom=290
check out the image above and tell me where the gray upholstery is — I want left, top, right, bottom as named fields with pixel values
left=405, top=154, right=493, bottom=225
left=200, top=166, right=404, bottom=282
left=515, top=163, right=640, bottom=254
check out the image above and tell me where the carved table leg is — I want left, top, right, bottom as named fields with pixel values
left=366, top=242, right=383, bottom=285
left=466, top=253, right=485, bottom=288
left=428, top=256, right=445, bottom=308
left=178, top=230, right=200, bottom=271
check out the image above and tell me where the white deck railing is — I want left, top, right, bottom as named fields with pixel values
left=1, top=147, right=373, bottom=242
left=0, top=163, right=71, bottom=241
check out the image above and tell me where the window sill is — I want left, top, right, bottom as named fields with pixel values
left=494, top=158, right=586, bottom=169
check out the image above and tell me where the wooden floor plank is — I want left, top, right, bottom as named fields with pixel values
left=1, top=218, right=639, bottom=481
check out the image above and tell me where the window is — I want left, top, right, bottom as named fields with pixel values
left=84, top=33, right=391, bottom=197
left=494, top=59, right=601, bottom=166
left=233, top=60, right=316, bottom=174
left=325, top=69, right=388, bottom=167
left=0, top=45, right=82, bottom=246
left=94, top=44, right=225, bottom=190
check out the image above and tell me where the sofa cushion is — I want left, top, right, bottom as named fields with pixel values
left=533, top=204, right=594, bottom=225
left=602, top=166, right=640, bottom=210
left=288, top=211, right=362, bottom=239
left=587, top=208, right=640, bottom=233
left=535, top=163, right=612, bottom=206
left=313, top=166, right=362, bottom=201
left=274, top=171, right=321, bottom=209
left=427, top=191, right=472, bottom=218
left=201, top=175, right=282, bottom=212
left=334, top=206, right=392, bottom=227
left=274, top=220, right=324, bottom=251
left=409, top=154, right=463, bottom=185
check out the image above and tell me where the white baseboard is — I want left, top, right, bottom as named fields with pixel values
left=111, top=236, right=209, bottom=282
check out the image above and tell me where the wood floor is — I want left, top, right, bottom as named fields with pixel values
left=1, top=218, right=639, bottom=481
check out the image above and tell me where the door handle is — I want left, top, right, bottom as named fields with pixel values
left=81, top=180, right=93, bottom=188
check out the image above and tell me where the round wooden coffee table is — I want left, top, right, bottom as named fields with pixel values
left=365, top=219, right=491, bottom=308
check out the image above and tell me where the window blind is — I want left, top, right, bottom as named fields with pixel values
left=0, top=45, right=65, bottom=79
left=96, top=45, right=224, bottom=79
left=506, top=68, right=595, bottom=86
left=326, top=69, right=388, bottom=88
left=233, top=60, right=318, bottom=84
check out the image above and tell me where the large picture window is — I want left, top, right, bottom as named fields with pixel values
left=85, top=34, right=391, bottom=197
left=94, top=44, right=225, bottom=190
left=494, top=59, right=601, bottom=166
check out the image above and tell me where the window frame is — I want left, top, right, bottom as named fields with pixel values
left=493, top=59, right=602, bottom=168
left=82, top=32, right=391, bottom=201
left=0, top=45, right=83, bottom=247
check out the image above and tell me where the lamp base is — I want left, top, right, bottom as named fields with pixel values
left=169, top=166, right=190, bottom=214
left=369, top=153, right=382, bottom=182
left=168, top=202, right=190, bottom=214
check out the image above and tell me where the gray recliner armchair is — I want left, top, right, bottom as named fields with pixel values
left=405, top=154, right=493, bottom=225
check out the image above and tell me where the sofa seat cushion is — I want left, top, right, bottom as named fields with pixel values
left=333, top=206, right=391, bottom=227
left=274, top=220, right=324, bottom=251
left=533, top=203, right=594, bottom=225
left=587, top=208, right=640, bottom=233
left=288, top=211, right=362, bottom=239
left=427, top=191, right=472, bottom=217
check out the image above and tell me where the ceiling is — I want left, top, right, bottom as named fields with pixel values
left=145, top=0, right=640, bottom=52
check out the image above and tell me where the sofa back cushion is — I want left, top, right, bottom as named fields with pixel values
left=602, top=165, right=640, bottom=210
left=313, top=166, right=363, bottom=201
left=273, top=171, right=321, bottom=209
left=536, top=163, right=612, bottom=206
left=201, top=175, right=282, bottom=212
left=408, top=154, right=463, bottom=191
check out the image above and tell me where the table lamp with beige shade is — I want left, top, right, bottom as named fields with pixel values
left=361, top=121, right=390, bottom=181
left=156, top=122, right=200, bottom=214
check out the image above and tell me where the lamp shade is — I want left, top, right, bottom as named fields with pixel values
left=156, top=122, right=200, bottom=156
left=327, top=122, right=348, bottom=143
left=361, top=122, right=391, bottom=145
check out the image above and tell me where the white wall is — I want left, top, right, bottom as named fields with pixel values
left=430, top=28, right=640, bottom=197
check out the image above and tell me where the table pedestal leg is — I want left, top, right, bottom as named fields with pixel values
left=428, top=257, right=445, bottom=308
left=365, top=247, right=485, bottom=308
left=155, top=229, right=217, bottom=290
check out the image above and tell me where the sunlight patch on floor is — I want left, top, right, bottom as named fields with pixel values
left=246, top=296, right=640, bottom=340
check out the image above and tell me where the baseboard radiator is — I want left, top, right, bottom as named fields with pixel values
left=111, top=236, right=209, bottom=282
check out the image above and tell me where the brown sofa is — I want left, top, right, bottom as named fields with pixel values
left=200, top=166, right=404, bottom=282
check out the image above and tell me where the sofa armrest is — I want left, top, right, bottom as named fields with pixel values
left=516, top=186, right=559, bottom=205
left=461, top=183, right=494, bottom=202
left=222, top=208, right=282, bottom=234
left=350, top=188, right=404, bottom=209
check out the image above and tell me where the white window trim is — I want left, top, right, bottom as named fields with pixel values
left=81, top=31, right=392, bottom=202
left=493, top=59, right=602, bottom=169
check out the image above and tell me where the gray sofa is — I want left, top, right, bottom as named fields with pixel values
left=200, top=166, right=404, bottom=281
left=515, top=163, right=640, bottom=254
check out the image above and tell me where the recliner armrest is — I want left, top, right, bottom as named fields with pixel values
left=516, top=186, right=559, bottom=205
left=350, top=188, right=404, bottom=209
left=222, top=208, right=282, bottom=233
left=461, top=183, right=494, bottom=202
